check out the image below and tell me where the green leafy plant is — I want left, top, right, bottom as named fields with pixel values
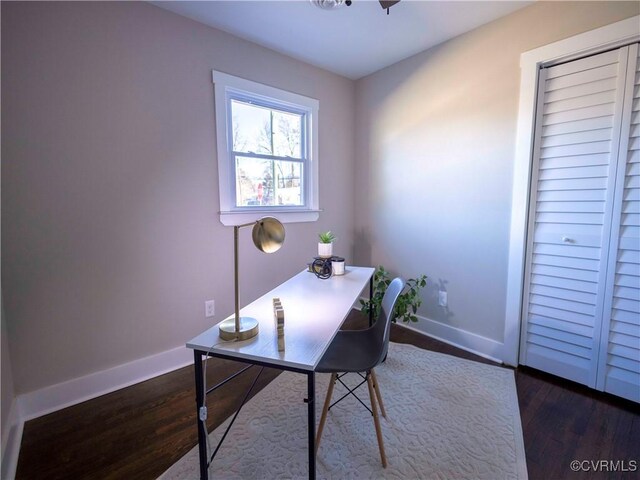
left=318, top=231, right=336, bottom=244
left=360, top=265, right=427, bottom=323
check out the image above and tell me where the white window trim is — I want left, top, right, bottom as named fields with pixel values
left=504, top=15, right=640, bottom=367
left=212, top=70, right=320, bottom=226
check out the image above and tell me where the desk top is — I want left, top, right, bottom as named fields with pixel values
left=186, top=266, right=374, bottom=371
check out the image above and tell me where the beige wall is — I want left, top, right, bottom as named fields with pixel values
left=1, top=1, right=356, bottom=394
left=354, top=2, right=639, bottom=345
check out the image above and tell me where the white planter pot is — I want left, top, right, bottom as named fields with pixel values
left=318, top=242, right=333, bottom=258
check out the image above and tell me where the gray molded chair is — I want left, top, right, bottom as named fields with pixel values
left=315, top=277, right=405, bottom=468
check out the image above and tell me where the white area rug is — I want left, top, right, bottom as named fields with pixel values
left=159, top=342, right=527, bottom=479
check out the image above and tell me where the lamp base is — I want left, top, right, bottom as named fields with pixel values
left=219, top=317, right=259, bottom=341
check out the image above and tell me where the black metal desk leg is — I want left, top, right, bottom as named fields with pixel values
left=194, top=350, right=208, bottom=480
left=369, top=276, right=374, bottom=327
left=308, top=372, right=316, bottom=480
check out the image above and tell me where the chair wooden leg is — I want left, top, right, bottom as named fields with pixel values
left=370, top=369, right=386, bottom=419
left=315, top=372, right=337, bottom=455
left=366, top=371, right=387, bottom=468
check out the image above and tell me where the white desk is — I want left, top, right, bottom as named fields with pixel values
left=186, top=266, right=374, bottom=479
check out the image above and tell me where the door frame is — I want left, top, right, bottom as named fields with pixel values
left=503, top=15, right=640, bottom=366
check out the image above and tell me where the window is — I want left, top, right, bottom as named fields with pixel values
left=212, top=71, right=319, bottom=225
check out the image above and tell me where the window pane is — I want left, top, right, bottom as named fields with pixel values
left=274, top=160, right=303, bottom=206
left=235, top=156, right=303, bottom=207
left=231, top=99, right=303, bottom=159
left=273, top=111, right=302, bottom=159
left=231, top=100, right=273, bottom=155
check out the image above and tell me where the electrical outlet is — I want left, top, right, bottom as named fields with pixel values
left=438, top=290, right=448, bottom=307
left=205, top=300, right=215, bottom=318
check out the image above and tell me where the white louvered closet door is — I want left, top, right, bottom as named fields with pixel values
left=520, top=46, right=636, bottom=394
left=596, top=44, right=640, bottom=402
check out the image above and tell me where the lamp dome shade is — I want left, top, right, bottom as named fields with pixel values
left=252, top=217, right=285, bottom=253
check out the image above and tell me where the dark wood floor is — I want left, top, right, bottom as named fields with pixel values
left=16, top=311, right=639, bottom=479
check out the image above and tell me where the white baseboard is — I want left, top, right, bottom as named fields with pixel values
left=18, top=345, right=193, bottom=422
left=356, top=297, right=505, bottom=363
left=1, top=397, right=18, bottom=455
left=1, top=399, right=22, bottom=480
left=398, top=317, right=505, bottom=364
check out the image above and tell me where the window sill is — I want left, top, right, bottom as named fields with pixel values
left=219, top=209, right=320, bottom=226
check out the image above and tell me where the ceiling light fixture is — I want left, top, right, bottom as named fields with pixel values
left=311, top=0, right=400, bottom=14
left=310, top=0, right=351, bottom=10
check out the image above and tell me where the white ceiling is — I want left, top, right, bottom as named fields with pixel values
left=153, top=1, right=532, bottom=79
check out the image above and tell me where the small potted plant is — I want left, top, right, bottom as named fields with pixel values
left=318, top=231, right=336, bottom=258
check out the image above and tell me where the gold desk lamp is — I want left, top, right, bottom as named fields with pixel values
left=219, top=216, right=285, bottom=341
